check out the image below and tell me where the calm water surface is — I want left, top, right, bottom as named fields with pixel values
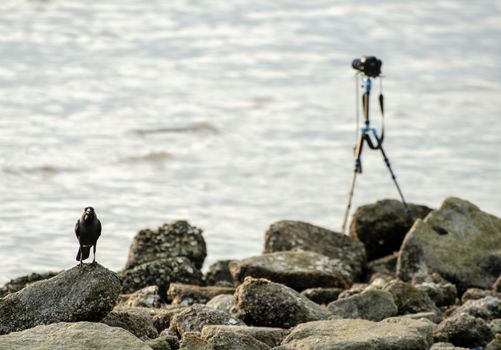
left=0, top=0, right=500, bottom=283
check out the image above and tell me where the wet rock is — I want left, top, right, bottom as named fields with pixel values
left=206, top=294, right=235, bottom=313
left=430, top=343, right=468, bottom=350
left=125, top=220, right=206, bottom=270
left=229, top=251, right=352, bottom=292
left=167, top=283, right=234, bottom=306
left=264, top=220, right=366, bottom=280
left=327, top=289, right=398, bottom=321
left=412, top=273, right=457, bottom=307
left=233, top=277, right=330, bottom=328
left=118, top=285, right=163, bottom=308
left=120, top=257, right=204, bottom=299
left=349, top=199, right=432, bottom=261
left=102, top=307, right=159, bottom=340
left=397, top=197, right=501, bottom=291
left=434, top=313, right=494, bottom=348
left=0, top=322, right=151, bottom=350
left=202, top=327, right=271, bottom=349
left=169, top=304, right=244, bottom=336
left=383, top=279, right=443, bottom=322
left=451, top=296, right=501, bottom=320
left=486, top=334, right=501, bottom=350
left=300, top=287, right=343, bottom=305
left=201, top=325, right=288, bottom=348
left=205, top=260, right=234, bottom=287
left=146, top=335, right=174, bottom=350
left=0, top=271, right=59, bottom=298
left=0, top=263, right=120, bottom=335
left=277, top=319, right=428, bottom=349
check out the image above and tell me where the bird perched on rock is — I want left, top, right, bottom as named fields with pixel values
left=75, top=207, right=102, bottom=267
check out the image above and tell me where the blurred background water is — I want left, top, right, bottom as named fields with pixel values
left=0, top=0, right=500, bottom=284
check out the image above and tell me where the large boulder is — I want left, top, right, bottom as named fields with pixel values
left=264, top=220, right=366, bottom=280
left=233, top=277, right=330, bottom=328
left=229, top=251, right=352, bottom=291
left=327, top=289, right=398, bottom=321
left=125, top=220, right=207, bottom=270
left=276, top=319, right=429, bottom=349
left=397, top=197, right=501, bottom=291
left=0, top=322, right=152, bottom=350
left=167, top=283, right=234, bottom=306
left=349, top=199, right=432, bottom=261
left=120, top=257, right=204, bottom=299
left=0, top=271, right=59, bottom=298
left=0, top=263, right=120, bottom=335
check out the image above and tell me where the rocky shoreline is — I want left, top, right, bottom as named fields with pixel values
left=0, top=196, right=500, bottom=349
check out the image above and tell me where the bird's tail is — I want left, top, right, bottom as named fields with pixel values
left=76, top=246, right=91, bottom=261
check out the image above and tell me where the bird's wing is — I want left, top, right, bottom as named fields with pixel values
left=97, top=219, right=102, bottom=237
left=75, top=219, right=80, bottom=239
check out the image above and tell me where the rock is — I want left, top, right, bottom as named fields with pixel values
left=118, top=285, right=163, bottom=308
left=412, top=273, right=457, bottom=307
left=206, top=294, right=235, bottom=313
left=179, top=332, right=206, bottom=349
left=229, top=251, right=352, bottom=292
left=462, top=288, right=500, bottom=302
left=167, top=283, right=234, bottom=306
left=366, top=252, right=399, bottom=277
left=201, top=325, right=288, bottom=348
left=169, top=304, right=244, bottom=336
left=125, top=220, right=206, bottom=270
left=146, top=335, right=174, bottom=350
left=0, top=322, right=152, bottom=350
left=151, top=305, right=187, bottom=333
left=300, top=287, right=343, bottom=305
left=0, top=271, right=59, bottom=298
left=337, top=283, right=367, bottom=299
left=494, top=276, right=501, bottom=293
left=205, top=260, right=235, bottom=287
left=327, top=289, right=398, bottom=321
left=202, top=327, right=271, bottom=349
left=102, top=307, right=159, bottom=340
left=381, top=316, right=435, bottom=346
left=120, top=257, right=204, bottom=300
left=489, top=318, right=501, bottom=334
left=264, top=220, right=366, bottom=280
left=451, top=296, right=501, bottom=320
left=277, top=319, right=428, bottom=349
left=0, top=263, right=120, bottom=335
left=349, top=199, right=432, bottom=261
left=486, top=334, right=501, bottom=350
left=383, top=279, right=443, bottom=322
left=434, top=313, right=494, bottom=348
left=430, top=343, right=469, bottom=349
left=233, top=277, right=330, bottom=328
left=397, top=197, right=501, bottom=291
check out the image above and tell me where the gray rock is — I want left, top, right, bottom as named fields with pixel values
left=205, top=260, right=235, bottom=287
left=202, top=327, right=271, bottom=349
left=383, top=279, right=443, bottom=322
left=102, top=307, right=159, bottom=340
left=264, top=220, right=366, bottom=280
left=337, top=283, right=367, bottom=299
left=229, top=251, right=352, bottom=292
left=451, top=296, right=501, bottom=320
left=169, top=304, right=244, bottom=336
left=434, top=313, right=494, bottom=348
left=201, top=325, right=288, bottom=348
left=0, top=271, right=59, bottom=298
left=366, top=252, right=399, bottom=277
left=168, top=283, right=234, bottom=306
left=146, top=335, right=174, bottom=350
left=0, top=263, right=120, bottom=335
left=349, top=200, right=432, bottom=261
left=381, top=316, right=435, bottom=346
left=489, top=318, right=501, bottom=334
left=397, top=197, right=501, bottom=291
left=486, top=334, right=501, bottom=350
left=277, top=319, right=428, bottom=349
left=327, top=289, right=398, bottom=321
left=206, top=294, right=235, bottom=313
left=118, top=285, right=163, bottom=308
left=300, top=287, right=343, bottom=305
left=0, top=322, right=152, bottom=350
left=430, top=343, right=469, bottom=350
left=462, top=288, right=500, bottom=303
left=125, top=220, right=207, bottom=270
left=412, top=273, right=457, bottom=307
left=233, top=277, right=330, bottom=328
left=120, top=257, right=204, bottom=299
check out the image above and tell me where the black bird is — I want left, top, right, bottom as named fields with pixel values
left=75, top=207, right=101, bottom=267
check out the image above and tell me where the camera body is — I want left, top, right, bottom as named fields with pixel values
left=352, top=56, right=382, bottom=77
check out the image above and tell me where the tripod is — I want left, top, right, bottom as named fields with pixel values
left=341, top=74, right=412, bottom=234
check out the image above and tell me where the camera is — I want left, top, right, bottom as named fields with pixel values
left=352, top=56, right=382, bottom=77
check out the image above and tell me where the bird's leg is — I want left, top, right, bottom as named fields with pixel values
left=79, top=246, right=83, bottom=267
left=91, top=244, right=97, bottom=266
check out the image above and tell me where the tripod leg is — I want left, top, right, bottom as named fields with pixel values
left=378, top=144, right=413, bottom=220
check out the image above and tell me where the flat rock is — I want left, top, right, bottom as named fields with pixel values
left=0, top=271, right=59, bottom=298
left=125, top=220, right=207, bottom=270
left=120, top=257, right=204, bottom=300
left=276, top=318, right=428, bottom=349
left=434, top=313, right=494, bottom=348
left=0, top=322, right=152, bottom=350
left=167, top=283, right=234, bottom=306
left=102, top=307, right=159, bottom=340
left=0, top=263, right=120, bottom=335
left=397, top=197, right=501, bottom=291
left=327, top=289, right=398, bottom=321
left=229, top=251, right=352, bottom=292
left=264, top=220, right=366, bottom=280
left=201, top=325, right=288, bottom=348
left=202, top=327, right=271, bottom=349
left=349, top=199, right=432, bottom=261
left=233, top=277, right=330, bottom=328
